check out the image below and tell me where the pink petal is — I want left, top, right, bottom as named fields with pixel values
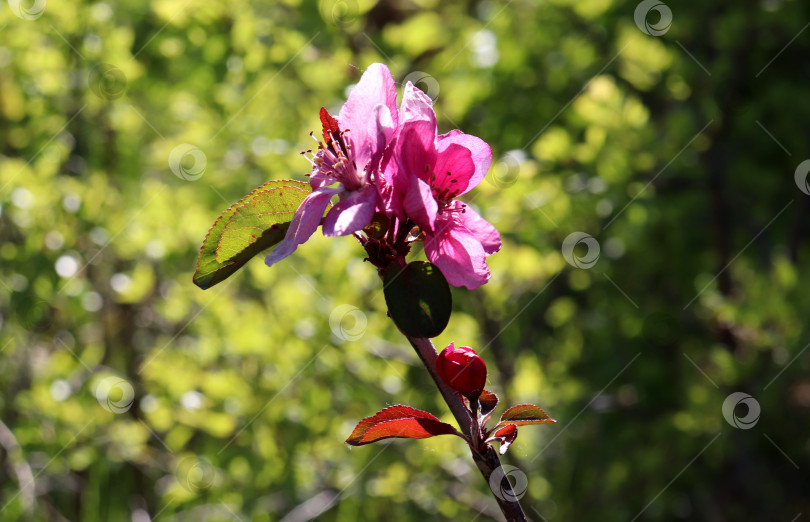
left=457, top=203, right=501, bottom=255
left=432, top=143, right=475, bottom=199
left=376, top=171, right=404, bottom=221
left=264, top=188, right=338, bottom=267
left=424, top=216, right=491, bottom=289
left=403, top=176, right=437, bottom=233
left=391, top=119, right=437, bottom=195
left=399, top=82, right=436, bottom=125
left=366, top=104, right=396, bottom=178
left=322, top=185, right=378, bottom=237
left=380, top=133, right=397, bottom=188
left=338, top=63, right=398, bottom=169
left=438, top=130, right=492, bottom=194
left=310, top=166, right=336, bottom=190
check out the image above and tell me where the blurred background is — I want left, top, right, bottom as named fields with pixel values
left=1, top=0, right=809, bottom=520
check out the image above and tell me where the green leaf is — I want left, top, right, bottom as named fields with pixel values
left=215, top=185, right=311, bottom=263
left=193, top=180, right=313, bottom=290
left=495, top=404, right=556, bottom=428
left=383, top=261, right=452, bottom=338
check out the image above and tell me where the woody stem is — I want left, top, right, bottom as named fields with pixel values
left=405, top=335, right=529, bottom=522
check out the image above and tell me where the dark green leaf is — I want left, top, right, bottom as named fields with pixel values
left=383, top=261, right=452, bottom=338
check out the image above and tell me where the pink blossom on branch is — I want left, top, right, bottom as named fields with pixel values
left=265, top=63, right=398, bottom=267
left=264, top=63, right=501, bottom=291
left=388, top=83, right=501, bottom=289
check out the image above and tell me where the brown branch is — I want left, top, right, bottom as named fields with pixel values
left=406, top=336, right=529, bottom=522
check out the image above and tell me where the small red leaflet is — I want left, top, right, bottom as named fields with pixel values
left=346, top=405, right=461, bottom=446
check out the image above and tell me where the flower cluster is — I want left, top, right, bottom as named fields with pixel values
left=265, top=63, right=501, bottom=289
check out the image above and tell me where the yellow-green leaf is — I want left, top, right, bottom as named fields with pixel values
left=193, top=180, right=313, bottom=290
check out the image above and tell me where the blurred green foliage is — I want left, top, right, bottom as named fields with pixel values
left=1, top=0, right=809, bottom=520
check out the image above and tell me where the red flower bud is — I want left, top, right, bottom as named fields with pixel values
left=436, top=343, right=487, bottom=399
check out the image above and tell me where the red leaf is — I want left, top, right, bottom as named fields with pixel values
left=486, top=423, right=518, bottom=455
left=496, top=404, right=556, bottom=428
left=478, top=390, right=499, bottom=417
left=346, top=405, right=460, bottom=446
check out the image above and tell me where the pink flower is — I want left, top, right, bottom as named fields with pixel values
left=264, top=64, right=501, bottom=290
left=389, top=84, right=501, bottom=289
left=265, top=63, right=398, bottom=267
